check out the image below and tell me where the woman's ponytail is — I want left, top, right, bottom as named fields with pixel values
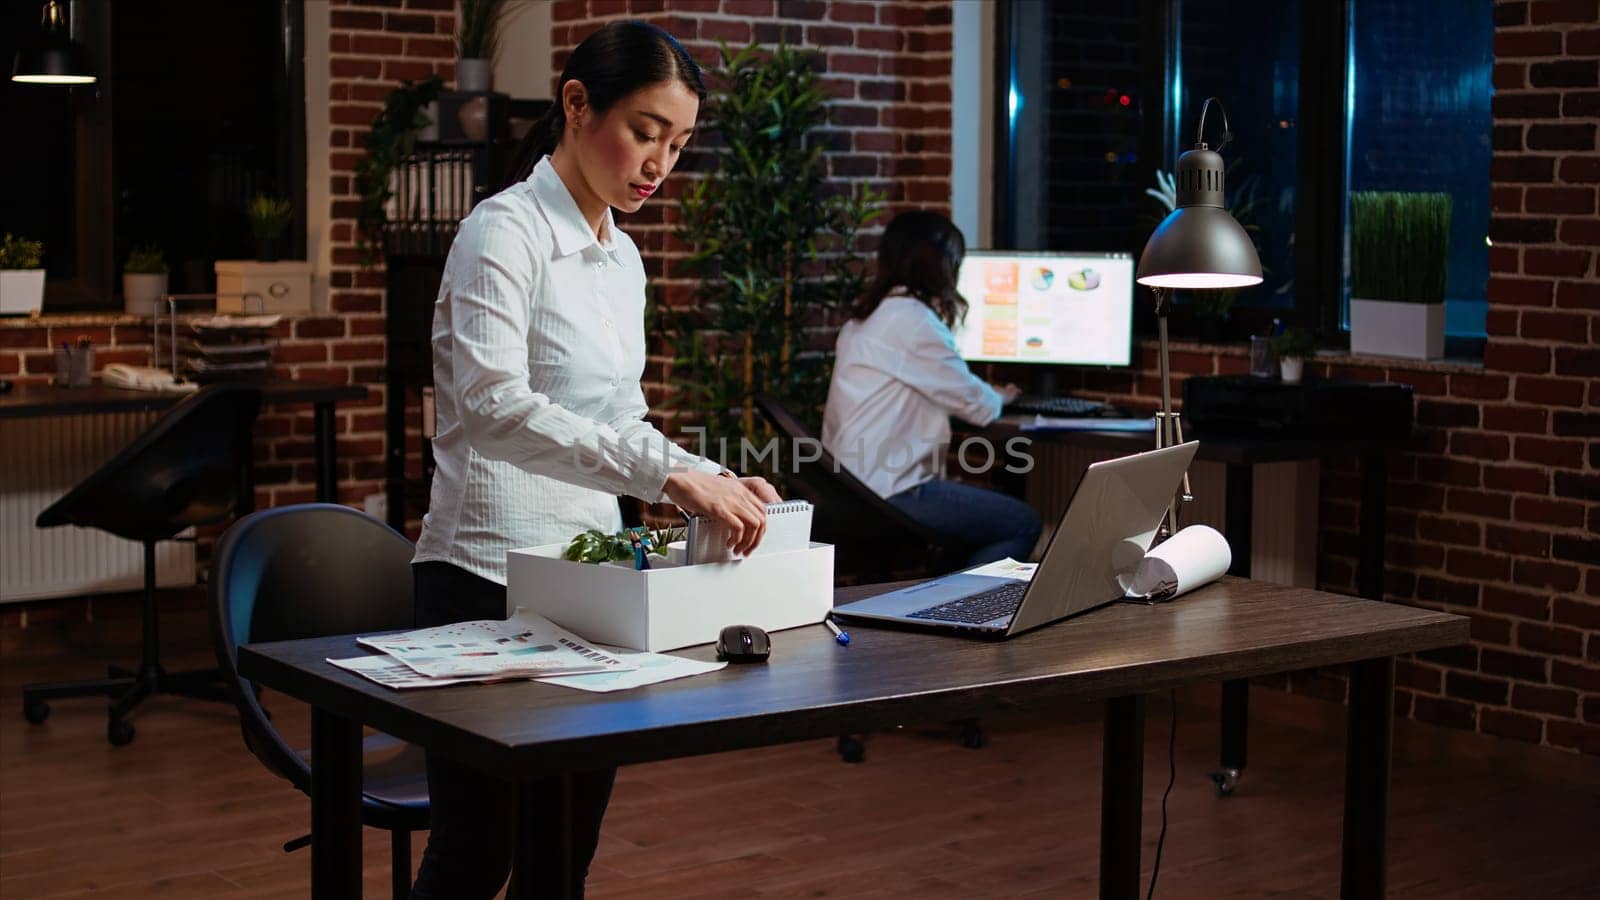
left=498, top=104, right=565, bottom=192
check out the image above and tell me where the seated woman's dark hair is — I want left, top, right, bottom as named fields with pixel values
left=498, top=21, right=705, bottom=192
left=850, top=210, right=969, bottom=328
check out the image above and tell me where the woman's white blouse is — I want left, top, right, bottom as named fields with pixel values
left=414, top=156, right=716, bottom=584
left=822, top=293, right=1004, bottom=500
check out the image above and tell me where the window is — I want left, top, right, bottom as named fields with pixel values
left=994, top=0, right=1494, bottom=351
left=0, top=0, right=304, bottom=311
left=1345, top=0, right=1492, bottom=340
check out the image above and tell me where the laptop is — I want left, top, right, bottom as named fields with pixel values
left=831, top=441, right=1200, bottom=638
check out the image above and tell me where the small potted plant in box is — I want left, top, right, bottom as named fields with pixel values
left=1269, top=326, right=1317, bottom=385
left=248, top=194, right=294, bottom=262
left=122, top=245, right=168, bottom=317
left=1349, top=191, right=1451, bottom=360
left=0, top=233, right=45, bottom=316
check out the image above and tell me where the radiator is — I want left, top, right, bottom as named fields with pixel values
left=0, top=413, right=196, bottom=604
left=1022, top=442, right=1319, bottom=587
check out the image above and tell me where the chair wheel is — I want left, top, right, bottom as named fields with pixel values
left=837, top=735, right=865, bottom=763
left=108, top=718, right=135, bottom=746
left=1209, top=768, right=1239, bottom=796
left=24, top=698, right=50, bottom=724
left=961, top=723, right=986, bottom=749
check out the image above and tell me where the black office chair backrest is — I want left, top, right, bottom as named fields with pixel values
left=210, top=503, right=417, bottom=793
left=753, top=393, right=955, bottom=558
left=36, top=383, right=263, bottom=542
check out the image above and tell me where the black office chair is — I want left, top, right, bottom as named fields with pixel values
left=22, top=383, right=262, bottom=746
left=753, top=393, right=969, bottom=583
left=754, top=394, right=983, bottom=761
left=211, top=503, right=430, bottom=900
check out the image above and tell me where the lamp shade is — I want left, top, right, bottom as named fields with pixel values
left=1137, top=146, right=1261, bottom=290
left=11, top=41, right=95, bottom=84
left=11, top=0, right=95, bottom=85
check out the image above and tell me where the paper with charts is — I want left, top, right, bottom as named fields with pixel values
left=357, top=607, right=636, bottom=679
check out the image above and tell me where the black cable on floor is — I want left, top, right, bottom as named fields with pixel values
left=1146, top=688, right=1177, bottom=900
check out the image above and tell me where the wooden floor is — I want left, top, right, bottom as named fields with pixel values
left=3, top=595, right=1599, bottom=899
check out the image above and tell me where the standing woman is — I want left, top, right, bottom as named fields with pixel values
left=410, top=21, right=778, bottom=899
left=822, top=210, right=1040, bottom=567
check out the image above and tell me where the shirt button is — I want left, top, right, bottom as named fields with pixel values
left=602, top=318, right=613, bottom=329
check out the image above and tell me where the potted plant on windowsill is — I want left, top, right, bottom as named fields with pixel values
left=1349, top=191, right=1450, bottom=360
left=454, top=0, right=507, bottom=92
left=1268, top=326, right=1316, bottom=385
left=248, top=194, right=293, bottom=262
left=0, top=233, right=45, bottom=316
left=122, top=245, right=168, bottom=317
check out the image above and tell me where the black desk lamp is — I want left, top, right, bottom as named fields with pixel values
left=12, top=1, right=96, bottom=86
left=1137, top=97, right=1262, bottom=536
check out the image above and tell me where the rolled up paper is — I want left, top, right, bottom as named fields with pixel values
left=1122, top=524, right=1232, bottom=601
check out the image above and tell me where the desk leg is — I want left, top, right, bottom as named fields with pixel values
left=1100, top=694, right=1145, bottom=900
left=314, top=400, right=337, bottom=503
left=509, top=775, right=574, bottom=899
left=310, top=706, right=362, bottom=900
left=1342, top=656, right=1394, bottom=899
left=1358, top=449, right=1387, bottom=602
left=1216, top=462, right=1253, bottom=795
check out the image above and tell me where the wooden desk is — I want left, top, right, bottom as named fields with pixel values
left=239, top=577, right=1466, bottom=900
left=0, top=381, right=368, bottom=503
left=989, top=418, right=1394, bottom=790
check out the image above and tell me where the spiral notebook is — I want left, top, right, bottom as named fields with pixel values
left=684, top=500, right=814, bottom=565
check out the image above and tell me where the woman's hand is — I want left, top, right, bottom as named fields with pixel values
left=996, top=382, right=1023, bottom=404
left=663, top=471, right=775, bottom=556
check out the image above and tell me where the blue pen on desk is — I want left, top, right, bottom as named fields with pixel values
left=824, top=616, right=850, bottom=645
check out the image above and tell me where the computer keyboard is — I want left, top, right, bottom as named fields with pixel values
left=1004, top=394, right=1109, bottom=417
left=908, top=581, right=1027, bottom=625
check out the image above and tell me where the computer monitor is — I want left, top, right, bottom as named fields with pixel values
left=952, top=250, right=1134, bottom=368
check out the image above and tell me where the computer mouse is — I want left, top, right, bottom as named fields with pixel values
left=716, top=624, right=771, bottom=663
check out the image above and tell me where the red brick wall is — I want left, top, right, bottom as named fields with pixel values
left=307, top=0, right=459, bottom=513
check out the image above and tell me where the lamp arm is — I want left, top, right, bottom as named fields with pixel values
left=1195, top=97, right=1233, bottom=154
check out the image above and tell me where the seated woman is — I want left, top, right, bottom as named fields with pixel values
left=822, top=210, right=1042, bottom=567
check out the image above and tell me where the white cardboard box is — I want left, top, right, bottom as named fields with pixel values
left=507, top=542, right=835, bottom=652
left=214, top=260, right=313, bottom=314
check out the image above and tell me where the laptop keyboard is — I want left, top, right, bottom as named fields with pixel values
left=1004, top=395, right=1108, bottom=417
left=907, top=581, right=1028, bottom=626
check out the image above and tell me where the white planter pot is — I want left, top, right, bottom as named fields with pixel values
left=1279, top=357, right=1305, bottom=384
left=456, top=58, right=491, bottom=92
left=417, top=100, right=440, bottom=142
left=0, top=269, right=45, bottom=316
left=1350, top=297, right=1445, bottom=360
left=122, top=272, right=169, bottom=317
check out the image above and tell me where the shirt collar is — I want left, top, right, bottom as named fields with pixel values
left=529, top=155, right=619, bottom=259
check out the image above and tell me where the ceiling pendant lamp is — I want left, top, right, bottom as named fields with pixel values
left=12, top=0, right=97, bottom=86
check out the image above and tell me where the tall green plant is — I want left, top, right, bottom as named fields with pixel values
left=455, top=0, right=509, bottom=60
left=1350, top=191, right=1451, bottom=303
left=666, top=43, right=882, bottom=472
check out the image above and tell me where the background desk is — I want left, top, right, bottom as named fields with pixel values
left=0, top=380, right=367, bottom=504
left=240, top=577, right=1466, bottom=900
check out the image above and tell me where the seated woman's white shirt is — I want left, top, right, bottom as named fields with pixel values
left=822, top=294, right=1003, bottom=500
left=414, top=156, right=717, bottom=585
